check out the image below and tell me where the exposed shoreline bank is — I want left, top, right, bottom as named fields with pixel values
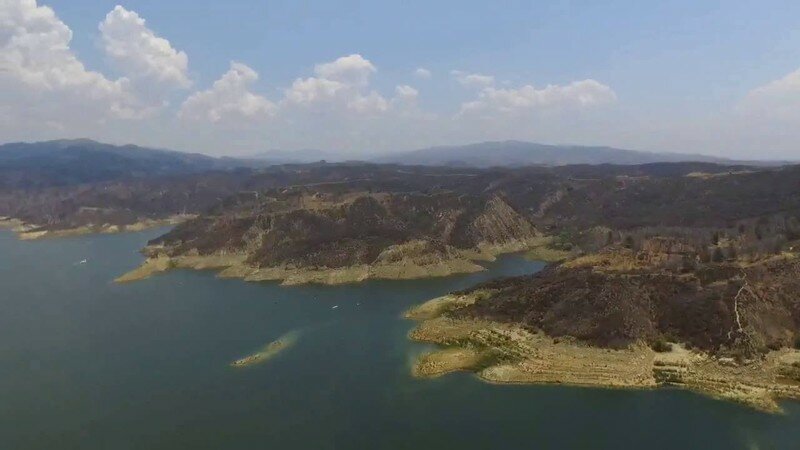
left=405, top=293, right=800, bottom=414
left=115, top=238, right=555, bottom=286
left=0, top=215, right=194, bottom=241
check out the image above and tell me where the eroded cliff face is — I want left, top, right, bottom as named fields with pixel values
left=120, top=191, right=544, bottom=284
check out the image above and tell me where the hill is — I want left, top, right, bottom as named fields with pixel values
left=117, top=171, right=548, bottom=284
left=377, top=140, right=740, bottom=167
left=0, top=139, right=252, bottom=188
left=248, top=148, right=338, bottom=165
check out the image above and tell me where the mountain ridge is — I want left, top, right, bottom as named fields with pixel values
left=0, top=139, right=258, bottom=188
left=376, top=140, right=789, bottom=167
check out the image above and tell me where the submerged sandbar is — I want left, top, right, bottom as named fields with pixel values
left=230, top=331, right=301, bottom=368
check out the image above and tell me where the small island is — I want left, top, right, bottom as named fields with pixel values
left=230, top=331, right=300, bottom=368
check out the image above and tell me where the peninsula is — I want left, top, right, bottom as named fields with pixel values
left=406, top=244, right=800, bottom=413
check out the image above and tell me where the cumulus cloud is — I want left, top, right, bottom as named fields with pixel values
left=99, top=5, right=191, bottom=89
left=0, top=2, right=626, bottom=157
left=451, top=70, right=495, bottom=88
left=390, top=85, right=432, bottom=121
left=284, top=76, right=345, bottom=105
left=459, top=79, right=616, bottom=116
left=347, top=91, right=389, bottom=114
left=313, top=54, right=376, bottom=87
left=394, top=85, right=419, bottom=102
left=413, top=67, right=432, bottom=79
left=741, top=68, right=800, bottom=120
left=178, top=62, right=276, bottom=123
left=283, top=53, right=388, bottom=114
left=0, top=0, right=148, bottom=121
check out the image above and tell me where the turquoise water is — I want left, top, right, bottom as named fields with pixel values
left=1, top=229, right=800, bottom=450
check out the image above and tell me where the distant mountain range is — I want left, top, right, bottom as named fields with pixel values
left=253, top=141, right=747, bottom=167
left=375, top=140, right=786, bottom=167
left=1, top=139, right=791, bottom=189
left=247, top=148, right=336, bottom=165
left=0, top=139, right=255, bottom=188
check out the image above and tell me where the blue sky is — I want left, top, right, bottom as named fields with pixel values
left=3, top=0, right=800, bottom=158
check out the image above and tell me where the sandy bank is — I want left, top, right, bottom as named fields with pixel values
left=403, top=291, right=498, bottom=321
left=9, top=215, right=195, bottom=241
left=406, top=299, right=800, bottom=413
left=230, top=331, right=300, bottom=367
left=0, top=217, right=25, bottom=231
left=116, top=237, right=555, bottom=285
left=114, top=254, right=247, bottom=283
left=413, top=347, right=494, bottom=378
left=116, top=253, right=485, bottom=285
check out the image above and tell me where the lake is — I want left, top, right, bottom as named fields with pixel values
left=1, top=229, right=800, bottom=449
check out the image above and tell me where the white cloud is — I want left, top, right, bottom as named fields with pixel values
left=0, top=0, right=148, bottom=120
left=413, top=67, right=431, bottom=79
left=178, top=62, right=276, bottom=123
left=390, top=85, right=432, bottom=121
left=284, top=76, right=346, bottom=105
left=394, top=85, right=419, bottom=102
left=99, top=5, right=191, bottom=89
left=452, top=70, right=495, bottom=88
left=748, top=68, right=800, bottom=99
left=459, top=79, right=616, bottom=116
left=348, top=91, right=389, bottom=114
left=741, top=68, right=800, bottom=120
left=283, top=53, right=388, bottom=114
left=313, top=54, right=376, bottom=87
left=0, top=2, right=630, bottom=159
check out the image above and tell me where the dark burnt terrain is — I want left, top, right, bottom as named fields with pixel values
left=0, top=162, right=495, bottom=231
left=453, top=244, right=800, bottom=358
left=149, top=190, right=539, bottom=269
left=3, top=146, right=800, bottom=354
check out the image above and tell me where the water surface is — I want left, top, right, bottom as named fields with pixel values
left=1, top=229, right=799, bottom=449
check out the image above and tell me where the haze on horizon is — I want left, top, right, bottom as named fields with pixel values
left=2, top=0, right=800, bottom=160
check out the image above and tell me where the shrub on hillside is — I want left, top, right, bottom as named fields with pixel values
left=652, top=339, right=673, bottom=353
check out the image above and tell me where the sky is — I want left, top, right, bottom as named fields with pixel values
left=2, top=0, right=800, bottom=159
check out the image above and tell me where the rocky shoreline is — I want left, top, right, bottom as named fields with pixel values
left=115, top=238, right=552, bottom=285
left=0, top=217, right=24, bottom=231
left=405, top=293, right=800, bottom=413
left=0, top=215, right=194, bottom=241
